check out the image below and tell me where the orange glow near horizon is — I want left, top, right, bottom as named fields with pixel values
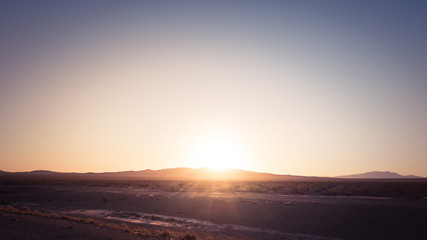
left=1, top=1, right=427, bottom=178
left=189, top=131, right=249, bottom=169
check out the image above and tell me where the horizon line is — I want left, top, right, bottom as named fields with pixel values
left=1, top=167, right=425, bottom=178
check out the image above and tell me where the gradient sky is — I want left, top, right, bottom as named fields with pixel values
left=1, top=1, right=427, bottom=177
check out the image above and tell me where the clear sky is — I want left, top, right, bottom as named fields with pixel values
left=1, top=0, right=426, bottom=177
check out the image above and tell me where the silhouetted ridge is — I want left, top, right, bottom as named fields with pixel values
left=337, top=171, right=422, bottom=179
left=0, top=168, right=329, bottom=181
left=1, top=169, right=423, bottom=180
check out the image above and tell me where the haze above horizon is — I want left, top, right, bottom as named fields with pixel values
left=1, top=1, right=427, bottom=177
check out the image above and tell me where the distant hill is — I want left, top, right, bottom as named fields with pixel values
left=1, top=169, right=423, bottom=181
left=29, top=170, right=56, bottom=174
left=0, top=168, right=329, bottom=181
left=337, top=171, right=422, bottom=179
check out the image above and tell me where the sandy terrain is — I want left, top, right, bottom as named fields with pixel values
left=0, top=211, right=148, bottom=240
left=1, top=184, right=426, bottom=239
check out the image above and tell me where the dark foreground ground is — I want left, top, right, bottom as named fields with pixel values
left=1, top=184, right=426, bottom=240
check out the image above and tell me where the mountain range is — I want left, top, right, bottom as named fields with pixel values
left=0, top=168, right=423, bottom=180
left=336, top=171, right=422, bottom=179
left=0, top=168, right=324, bottom=181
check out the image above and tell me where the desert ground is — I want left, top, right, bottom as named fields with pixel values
left=1, top=182, right=426, bottom=240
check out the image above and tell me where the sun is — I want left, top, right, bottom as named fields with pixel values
left=190, top=133, right=246, bottom=169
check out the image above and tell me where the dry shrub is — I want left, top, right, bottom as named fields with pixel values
left=0, top=205, right=199, bottom=240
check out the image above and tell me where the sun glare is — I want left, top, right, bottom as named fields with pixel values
left=191, top=133, right=246, bottom=169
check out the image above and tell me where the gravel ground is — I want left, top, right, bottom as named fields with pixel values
left=1, top=184, right=427, bottom=240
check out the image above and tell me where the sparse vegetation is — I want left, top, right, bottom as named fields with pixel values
left=1, top=176, right=426, bottom=198
left=0, top=189, right=10, bottom=194
left=0, top=205, right=198, bottom=240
